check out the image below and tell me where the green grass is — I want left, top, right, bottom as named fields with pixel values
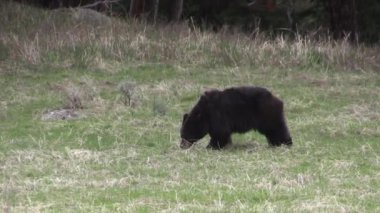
left=1, top=2, right=380, bottom=212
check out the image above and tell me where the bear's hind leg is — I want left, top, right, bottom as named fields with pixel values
left=207, top=136, right=232, bottom=150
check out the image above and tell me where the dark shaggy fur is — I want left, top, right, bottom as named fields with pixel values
left=180, top=86, right=292, bottom=149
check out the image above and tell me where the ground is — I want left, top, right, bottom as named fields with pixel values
left=0, top=2, right=380, bottom=212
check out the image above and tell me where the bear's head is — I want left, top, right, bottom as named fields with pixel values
left=180, top=93, right=212, bottom=149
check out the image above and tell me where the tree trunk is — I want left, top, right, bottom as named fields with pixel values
left=286, top=0, right=296, bottom=32
left=323, top=0, right=357, bottom=40
left=153, top=0, right=160, bottom=23
left=171, top=0, right=183, bottom=21
left=351, top=0, right=359, bottom=43
left=130, top=0, right=145, bottom=17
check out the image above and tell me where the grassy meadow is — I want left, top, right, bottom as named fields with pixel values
left=1, top=2, right=380, bottom=212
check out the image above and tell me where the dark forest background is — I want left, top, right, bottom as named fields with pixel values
left=12, top=0, right=380, bottom=43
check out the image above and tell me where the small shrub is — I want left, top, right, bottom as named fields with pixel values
left=118, top=80, right=136, bottom=106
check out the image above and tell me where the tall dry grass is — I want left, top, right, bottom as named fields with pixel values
left=0, top=1, right=379, bottom=73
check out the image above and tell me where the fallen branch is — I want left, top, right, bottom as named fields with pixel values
left=80, top=0, right=120, bottom=9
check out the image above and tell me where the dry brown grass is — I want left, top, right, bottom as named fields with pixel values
left=1, top=1, right=379, bottom=73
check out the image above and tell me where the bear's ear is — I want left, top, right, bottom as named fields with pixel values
left=200, top=94, right=208, bottom=101
left=198, top=94, right=209, bottom=106
left=203, top=89, right=219, bottom=98
left=201, top=89, right=219, bottom=106
left=182, top=113, right=189, bottom=123
left=203, top=90, right=213, bottom=97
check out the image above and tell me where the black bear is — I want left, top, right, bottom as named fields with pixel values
left=180, top=86, right=292, bottom=149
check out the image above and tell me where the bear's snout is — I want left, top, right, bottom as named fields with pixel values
left=180, top=139, right=193, bottom=149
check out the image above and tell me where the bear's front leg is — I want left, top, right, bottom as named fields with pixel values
left=207, top=136, right=232, bottom=150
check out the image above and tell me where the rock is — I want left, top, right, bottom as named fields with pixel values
left=41, top=109, right=82, bottom=121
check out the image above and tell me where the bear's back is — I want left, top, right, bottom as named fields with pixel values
left=221, top=86, right=272, bottom=109
left=212, top=86, right=273, bottom=132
